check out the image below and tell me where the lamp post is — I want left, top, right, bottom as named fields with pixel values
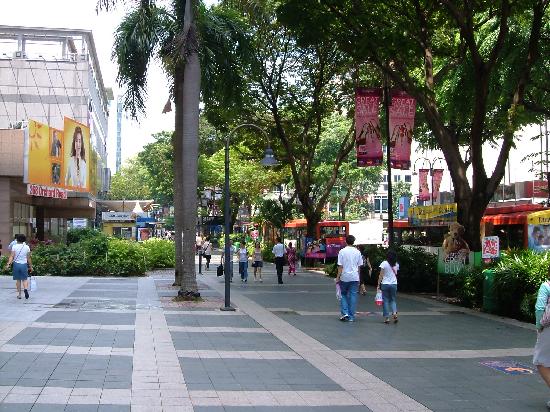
left=221, top=124, right=279, bottom=311
left=413, top=157, right=445, bottom=205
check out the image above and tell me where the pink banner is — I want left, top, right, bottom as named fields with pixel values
left=355, top=88, right=382, bottom=167
left=418, top=169, right=430, bottom=201
left=432, top=169, right=444, bottom=202
left=389, top=91, right=416, bottom=169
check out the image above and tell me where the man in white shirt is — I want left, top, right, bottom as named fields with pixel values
left=272, top=237, right=285, bottom=284
left=336, top=235, right=363, bottom=322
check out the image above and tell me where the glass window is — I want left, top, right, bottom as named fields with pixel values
left=404, top=175, right=412, bottom=183
left=383, top=174, right=388, bottom=182
left=393, top=175, right=401, bottom=182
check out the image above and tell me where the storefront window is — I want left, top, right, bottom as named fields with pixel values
left=12, top=202, right=35, bottom=239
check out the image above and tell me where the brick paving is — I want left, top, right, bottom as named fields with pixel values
left=0, top=254, right=546, bottom=411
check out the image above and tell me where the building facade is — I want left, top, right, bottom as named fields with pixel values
left=0, top=25, right=112, bottom=252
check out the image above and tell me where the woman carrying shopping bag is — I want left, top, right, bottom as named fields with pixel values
left=377, top=249, right=399, bottom=324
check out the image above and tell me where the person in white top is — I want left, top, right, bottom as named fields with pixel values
left=202, top=236, right=213, bottom=270
left=377, top=249, right=400, bottom=324
left=238, top=244, right=249, bottom=282
left=272, top=237, right=285, bottom=284
left=336, top=235, right=363, bottom=322
left=5, top=234, right=33, bottom=299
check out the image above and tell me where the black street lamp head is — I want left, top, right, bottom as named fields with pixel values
left=261, top=147, right=279, bottom=167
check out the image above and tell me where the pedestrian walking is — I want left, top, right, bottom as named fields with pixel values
left=196, top=234, right=204, bottom=274
left=359, top=247, right=372, bottom=296
left=238, top=243, right=249, bottom=282
left=533, top=267, right=550, bottom=409
left=377, top=249, right=399, bottom=324
left=272, top=237, right=285, bottom=284
left=286, top=242, right=298, bottom=276
left=202, top=236, right=212, bottom=270
left=252, top=242, right=263, bottom=282
left=4, top=234, right=32, bottom=299
left=336, top=235, right=363, bottom=322
left=221, top=240, right=235, bottom=282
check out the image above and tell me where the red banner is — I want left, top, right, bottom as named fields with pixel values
left=432, top=169, right=444, bottom=202
left=389, top=91, right=416, bottom=169
left=27, top=184, right=67, bottom=199
left=418, top=169, right=430, bottom=201
left=355, top=88, right=382, bottom=167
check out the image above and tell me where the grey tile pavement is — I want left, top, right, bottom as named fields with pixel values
left=165, top=314, right=261, bottom=328
left=35, top=312, right=135, bottom=326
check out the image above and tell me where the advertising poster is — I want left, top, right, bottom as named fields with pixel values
left=355, top=88, right=383, bottom=167
left=26, top=119, right=51, bottom=186
left=432, top=169, right=444, bottom=202
left=63, top=117, right=90, bottom=191
left=527, top=210, right=550, bottom=252
left=304, top=237, right=326, bottom=259
left=482, top=236, right=500, bottom=259
left=325, top=237, right=347, bottom=258
left=418, top=169, right=430, bottom=201
left=389, top=91, right=416, bottom=169
left=408, top=203, right=457, bottom=227
left=49, top=127, right=63, bottom=186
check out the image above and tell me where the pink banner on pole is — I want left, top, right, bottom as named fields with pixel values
left=355, top=88, right=382, bottom=167
left=389, top=91, right=416, bottom=169
left=418, top=169, right=430, bottom=201
left=432, top=169, right=444, bottom=202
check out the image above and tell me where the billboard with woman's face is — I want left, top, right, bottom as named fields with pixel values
left=63, top=117, right=90, bottom=191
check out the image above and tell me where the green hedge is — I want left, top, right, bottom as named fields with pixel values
left=2, top=231, right=176, bottom=277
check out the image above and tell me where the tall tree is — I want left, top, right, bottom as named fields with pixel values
left=230, top=1, right=358, bottom=237
left=279, top=0, right=550, bottom=249
left=100, top=0, right=248, bottom=293
left=109, top=157, right=153, bottom=200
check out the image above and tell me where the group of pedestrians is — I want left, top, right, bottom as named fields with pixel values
left=336, top=235, right=399, bottom=324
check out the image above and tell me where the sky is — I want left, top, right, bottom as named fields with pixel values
left=1, top=0, right=546, bottom=188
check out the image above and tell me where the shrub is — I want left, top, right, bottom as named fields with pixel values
left=0, top=256, right=8, bottom=275
left=141, top=238, right=175, bottom=269
left=67, top=228, right=105, bottom=244
left=105, top=238, right=147, bottom=276
left=324, top=262, right=338, bottom=278
left=443, top=266, right=485, bottom=308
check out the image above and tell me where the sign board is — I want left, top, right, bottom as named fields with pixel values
left=408, top=203, right=457, bottom=227
left=482, top=236, right=500, bottom=259
left=27, top=184, right=67, bottom=199
left=437, top=249, right=481, bottom=275
left=325, top=237, right=347, bottom=258
left=72, top=218, right=88, bottom=229
left=349, top=220, right=383, bottom=245
left=527, top=210, right=550, bottom=252
left=102, top=212, right=134, bottom=222
left=398, top=197, right=410, bottom=219
left=201, top=216, right=224, bottom=226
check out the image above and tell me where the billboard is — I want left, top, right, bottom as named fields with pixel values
left=527, top=210, right=550, bottom=252
left=408, top=203, right=457, bottom=227
left=355, top=88, right=383, bottom=167
left=389, top=91, right=416, bottom=169
left=63, top=117, right=90, bottom=191
left=25, top=117, right=90, bottom=195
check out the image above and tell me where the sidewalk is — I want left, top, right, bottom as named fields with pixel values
left=0, top=256, right=545, bottom=411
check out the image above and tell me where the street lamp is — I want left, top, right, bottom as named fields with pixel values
left=413, top=157, right=445, bottom=205
left=221, top=124, right=279, bottom=311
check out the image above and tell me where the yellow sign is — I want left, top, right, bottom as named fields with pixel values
left=408, top=203, right=457, bottom=226
left=528, top=210, right=550, bottom=225
left=27, top=119, right=51, bottom=186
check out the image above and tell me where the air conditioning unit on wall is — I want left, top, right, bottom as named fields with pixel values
left=13, top=51, right=27, bottom=59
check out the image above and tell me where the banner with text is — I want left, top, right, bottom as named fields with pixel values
left=354, top=88, right=383, bottom=167
left=418, top=169, right=430, bottom=201
left=389, top=91, right=416, bottom=169
left=408, top=203, right=457, bottom=227
left=432, top=169, right=444, bottom=202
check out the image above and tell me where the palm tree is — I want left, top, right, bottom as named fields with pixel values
left=99, top=0, right=248, bottom=294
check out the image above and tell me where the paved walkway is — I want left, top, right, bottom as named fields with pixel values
left=0, top=255, right=546, bottom=411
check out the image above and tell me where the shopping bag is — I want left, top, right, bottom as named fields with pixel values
left=335, top=282, right=341, bottom=301
left=30, top=276, right=37, bottom=292
left=375, top=290, right=383, bottom=306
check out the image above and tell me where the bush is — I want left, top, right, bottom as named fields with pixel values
left=324, top=262, right=338, bottom=278
left=442, top=266, right=485, bottom=308
left=67, top=228, right=105, bottom=244
left=491, top=249, right=550, bottom=321
left=141, top=238, right=175, bottom=269
left=0, top=256, right=8, bottom=275
left=362, top=245, right=438, bottom=292
left=105, top=238, right=147, bottom=276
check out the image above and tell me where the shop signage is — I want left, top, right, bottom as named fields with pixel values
left=27, top=183, right=67, bottom=199
left=354, top=88, right=383, bottom=167
left=201, top=216, right=224, bottom=226
left=102, top=212, right=134, bottom=221
left=408, top=203, right=457, bottom=226
left=482, top=236, right=500, bottom=259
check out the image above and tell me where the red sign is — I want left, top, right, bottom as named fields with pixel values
left=418, top=169, right=430, bottom=201
left=355, top=88, right=383, bottom=167
left=389, top=91, right=416, bottom=169
left=482, top=236, right=500, bottom=259
left=27, top=184, right=67, bottom=199
left=432, top=169, right=444, bottom=202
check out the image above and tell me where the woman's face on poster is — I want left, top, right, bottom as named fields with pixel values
left=75, top=132, right=82, bottom=157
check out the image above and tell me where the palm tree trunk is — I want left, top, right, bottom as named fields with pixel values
left=179, top=23, right=200, bottom=294
left=172, top=66, right=185, bottom=286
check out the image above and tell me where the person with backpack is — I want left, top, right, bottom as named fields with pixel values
left=534, top=267, right=550, bottom=409
left=377, top=249, right=399, bottom=324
